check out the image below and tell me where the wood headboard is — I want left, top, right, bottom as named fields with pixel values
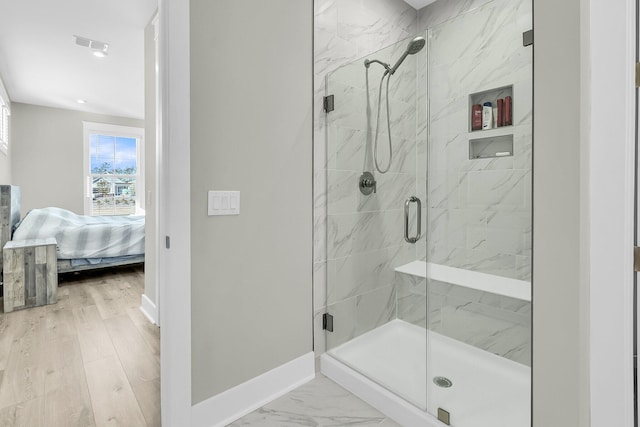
left=0, top=185, right=21, bottom=280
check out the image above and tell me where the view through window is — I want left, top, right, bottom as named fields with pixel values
left=90, top=134, right=138, bottom=215
left=84, top=122, right=144, bottom=216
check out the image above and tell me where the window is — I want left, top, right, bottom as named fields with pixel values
left=0, top=92, right=9, bottom=155
left=83, top=122, right=144, bottom=216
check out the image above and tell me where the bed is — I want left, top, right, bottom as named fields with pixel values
left=0, top=185, right=144, bottom=276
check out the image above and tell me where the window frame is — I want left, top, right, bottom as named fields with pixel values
left=82, top=122, right=145, bottom=216
left=0, top=82, right=10, bottom=155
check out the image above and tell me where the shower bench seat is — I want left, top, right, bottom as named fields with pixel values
left=394, top=260, right=531, bottom=302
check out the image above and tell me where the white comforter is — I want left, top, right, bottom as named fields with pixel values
left=12, top=207, right=145, bottom=259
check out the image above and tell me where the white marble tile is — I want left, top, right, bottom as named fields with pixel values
left=315, top=0, right=338, bottom=34
left=328, top=209, right=404, bottom=259
left=515, top=255, right=531, bottom=281
left=315, top=29, right=361, bottom=88
left=378, top=419, right=403, bottom=427
left=439, top=300, right=531, bottom=365
left=463, top=169, right=528, bottom=210
left=314, top=262, right=328, bottom=311
left=327, top=285, right=396, bottom=349
left=485, top=227, right=524, bottom=255
left=314, top=205, right=328, bottom=263
left=513, top=78, right=533, bottom=126
left=326, top=295, right=357, bottom=348
left=418, top=0, right=494, bottom=30
left=230, top=375, right=393, bottom=427
left=328, top=169, right=360, bottom=215
left=327, top=244, right=413, bottom=305
left=355, top=285, right=397, bottom=335
left=339, top=1, right=417, bottom=56
left=397, top=272, right=428, bottom=328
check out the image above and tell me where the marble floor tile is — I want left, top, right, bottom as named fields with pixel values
left=229, top=375, right=401, bottom=427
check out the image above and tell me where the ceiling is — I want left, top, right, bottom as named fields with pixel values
left=0, top=0, right=157, bottom=120
left=403, top=0, right=438, bottom=9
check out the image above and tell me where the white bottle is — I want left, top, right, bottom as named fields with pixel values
left=482, top=102, right=493, bottom=130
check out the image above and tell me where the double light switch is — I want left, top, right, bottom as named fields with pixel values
left=208, top=191, right=240, bottom=216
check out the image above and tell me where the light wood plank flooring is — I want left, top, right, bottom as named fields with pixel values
left=0, top=265, right=160, bottom=427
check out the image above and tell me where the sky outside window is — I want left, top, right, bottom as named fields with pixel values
left=90, top=134, right=137, bottom=173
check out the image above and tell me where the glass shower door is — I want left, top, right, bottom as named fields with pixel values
left=322, top=0, right=532, bottom=424
left=323, top=34, right=429, bottom=411
left=424, top=0, right=532, bottom=425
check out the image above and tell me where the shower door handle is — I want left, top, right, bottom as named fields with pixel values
left=404, top=196, right=421, bottom=244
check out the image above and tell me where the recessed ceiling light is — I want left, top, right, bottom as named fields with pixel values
left=77, top=99, right=87, bottom=104
left=92, top=51, right=107, bottom=58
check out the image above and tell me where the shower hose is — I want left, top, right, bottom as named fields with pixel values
left=373, top=70, right=393, bottom=174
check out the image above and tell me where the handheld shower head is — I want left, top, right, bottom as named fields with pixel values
left=388, top=36, right=426, bottom=75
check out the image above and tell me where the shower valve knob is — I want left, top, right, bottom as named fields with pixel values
left=359, top=172, right=377, bottom=195
left=362, top=179, right=376, bottom=192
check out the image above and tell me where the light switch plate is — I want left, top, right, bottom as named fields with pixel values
left=208, top=191, right=240, bottom=216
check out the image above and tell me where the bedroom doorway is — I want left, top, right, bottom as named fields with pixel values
left=0, top=0, right=163, bottom=424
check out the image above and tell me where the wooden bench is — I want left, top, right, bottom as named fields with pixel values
left=3, top=238, right=57, bottom=313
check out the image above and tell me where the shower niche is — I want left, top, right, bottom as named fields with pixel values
left=469, top=134, right=513, bottom=159
left=468, top=85, right=514, bottom=158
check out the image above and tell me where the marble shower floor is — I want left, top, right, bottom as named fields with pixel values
left=228, top=375, right=401, bottom=427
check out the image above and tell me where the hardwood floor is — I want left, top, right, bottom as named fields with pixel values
left=0, top=266, right=159, bottom=427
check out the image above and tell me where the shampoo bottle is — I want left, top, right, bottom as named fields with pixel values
left=471, top=104, right=483, bottom=130
left=504, top=96, right=512, bottom=125
left=482, top=102, right=493, bottom=130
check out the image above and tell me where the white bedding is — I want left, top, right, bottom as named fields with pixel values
left=13, top=207, right=144, bottom=259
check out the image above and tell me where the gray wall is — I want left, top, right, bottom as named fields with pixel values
left=144, top=16, right=157, bottom=305
left=533, top=0, right=590, bottom=425
left=189, top=0, right=313, bottom=404
left=10, top=103, right=143, bottom=214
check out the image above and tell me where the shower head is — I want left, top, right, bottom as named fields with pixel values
left=388, top=36, right=426, bottom=75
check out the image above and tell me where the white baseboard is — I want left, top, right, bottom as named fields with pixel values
left=192, top=352, right=315, bottom=427
left=140, top=294, right=158, bottom=325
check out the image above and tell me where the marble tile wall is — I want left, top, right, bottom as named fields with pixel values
left=396, top=271, right=531, bottom=365
left=396, top=0, right=532, bottom=367
left=325, top=30, right=423, bottom=351
left=313, top=0, right=420, bottom=363
left=419, top=0, right=533, bottom=281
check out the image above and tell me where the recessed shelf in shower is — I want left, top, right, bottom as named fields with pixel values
left=469, top=134, right=514, bottom=160
left=469, top=85, right=513, bottom=132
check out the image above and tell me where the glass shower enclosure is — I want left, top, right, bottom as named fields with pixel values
left=321, top=0, right=532, bottom=425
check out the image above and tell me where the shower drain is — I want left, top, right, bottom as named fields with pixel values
left=433, top=376, right=453, bottom=388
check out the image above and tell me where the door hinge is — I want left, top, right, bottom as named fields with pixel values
left=323, top=95, right=335, bottom=113
left=322, top=313, right=334, bottom=332
left=634, top=246, right=640, bottom=272
left=522, top=29, right=533, bottom=47
left=636, top=63, right=640, bottom=88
